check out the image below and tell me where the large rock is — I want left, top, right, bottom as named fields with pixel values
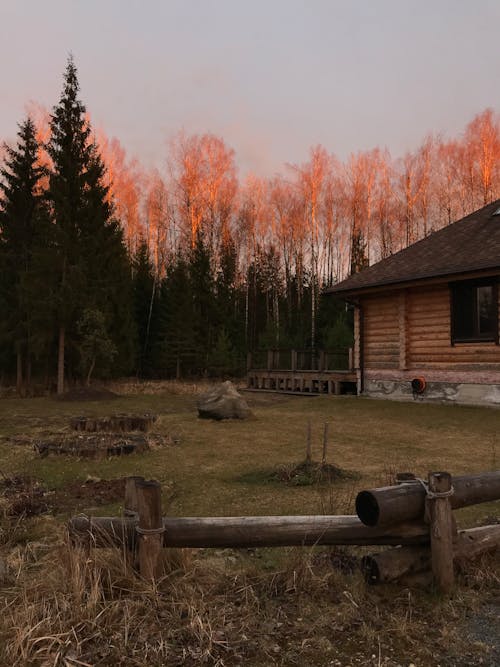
left=197, top=381, right=252, bottom=420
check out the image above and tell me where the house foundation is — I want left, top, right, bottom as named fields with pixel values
left=363, top=370, right=500, bottom=407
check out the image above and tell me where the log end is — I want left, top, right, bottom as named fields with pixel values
left=355, top=491, right=380, bottom=527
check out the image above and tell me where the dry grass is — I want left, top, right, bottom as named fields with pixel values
left=106, top=378, right=246, bottom=396
left=0, top=383, right=500, bottom=665
left=4, top=528, right=499, bottom=666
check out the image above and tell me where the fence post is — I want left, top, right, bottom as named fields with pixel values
left=291, top=349, right=297, bottom=372
left=124, top=476, right=144, bottom=519
left=428, top=472, right=454, bottom=593
left=123, top=476, right=144, bottom=567
left=136, top=480, right=164, bottom=581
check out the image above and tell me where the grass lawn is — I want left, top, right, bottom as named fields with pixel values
left=0, top=386, right=499, bottom=666
left=0, top=390, right=498, bottom=520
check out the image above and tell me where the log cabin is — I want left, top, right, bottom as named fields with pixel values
left=326, top=201, right=500, bottom=406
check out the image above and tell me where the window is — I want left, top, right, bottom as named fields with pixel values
left=450, top=279, right=498, bottom=343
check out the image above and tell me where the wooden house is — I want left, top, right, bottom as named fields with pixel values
left=326, top=201, right=500, bottom=406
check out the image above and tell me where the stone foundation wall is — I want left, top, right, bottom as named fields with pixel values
left=363, top=372, right=500, bottom=407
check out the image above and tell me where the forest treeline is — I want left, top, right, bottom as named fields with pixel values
left=2, top=59, right=500, bottom=393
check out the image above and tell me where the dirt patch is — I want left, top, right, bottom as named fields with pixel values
left=1, top=475, right=126, bottom=516
left=0, top=475, right=48, bottom=517
left=55, top=386, right=119, bottom=402
left=51, top=477, right=126, bottom=510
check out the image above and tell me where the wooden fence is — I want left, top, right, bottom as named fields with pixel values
left=68, top=470, right=500, bottom=592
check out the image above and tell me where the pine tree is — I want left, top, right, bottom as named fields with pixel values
left=133, top=239, right=160, bottom=377
left=0, top=117, right=48, bottom=392
left=47, top=57, right=90, bottom=392
left=159, top=253, right=197, bottom=378
left=189, top=231, right=216, bottom=373
left=215, top=232, right=245, bottom=365
left=81, top=144, right=136, bottom=377
left=76, top=308, right=117, bottom=385
left=47, top=56, right=134, bottom=392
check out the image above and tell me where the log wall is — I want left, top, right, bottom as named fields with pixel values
left=407, top=285, right=500, bottom=369
left=361, top=283, right=500, bottom=372
left=362, top=293, right=400, bottom=369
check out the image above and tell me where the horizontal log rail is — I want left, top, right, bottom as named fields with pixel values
left=67, top=471, right=500, bottom=591
left=69, top=514, right=430, bottom=549
left=362, top=524, right=500, bottom=584
left=356, top=471, right=500, bottom=527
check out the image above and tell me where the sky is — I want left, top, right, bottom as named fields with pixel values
left=1, top=0, right=500, bottom=176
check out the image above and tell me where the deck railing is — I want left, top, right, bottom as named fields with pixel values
left=247, top=348, right=354, bottom=373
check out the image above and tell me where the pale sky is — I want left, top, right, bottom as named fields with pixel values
left=1, top=0, right=500, bottom=176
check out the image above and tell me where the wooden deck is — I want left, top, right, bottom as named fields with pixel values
left=247, top=369, right=357, bottom=395
left=246, top=349, right=358, bottom=395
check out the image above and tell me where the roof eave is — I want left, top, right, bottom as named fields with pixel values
left=325, top=266, right=500, bottom=299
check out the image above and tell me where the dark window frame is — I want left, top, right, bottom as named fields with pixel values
left=450, top=278, right=499, bottom=345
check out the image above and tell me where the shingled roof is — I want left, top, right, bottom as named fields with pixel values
left=326, top=200, right=500, bottom=296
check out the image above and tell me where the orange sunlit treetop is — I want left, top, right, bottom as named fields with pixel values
left=4, top=106, right=500, bottom=286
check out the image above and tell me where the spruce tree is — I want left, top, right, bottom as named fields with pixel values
left=213, top=233, right=245, bottom=372
left=159, top=253, right=197, bottom=378
left=47, top=57, right=134, bottom=392
left=133, top=239, right=160, bottom=377
left=189, top=231, right=216, bottom=373
left=216, top=233, right=238, bottom=330
left=0, top=117, right=48, bottom=392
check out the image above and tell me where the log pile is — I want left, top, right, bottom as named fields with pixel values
left=35, top=433, right=150, bottom=458
left=355, top=471, right=500, bottom=526
left=358, top=471, right=500, bottom=591
left=70, top=413, right=158, bottom=433
left=362, top=525, right=500, bottom=584
left=68, top=470, right=500, bottom=589
left=33, top=413, right=168, bottom=458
